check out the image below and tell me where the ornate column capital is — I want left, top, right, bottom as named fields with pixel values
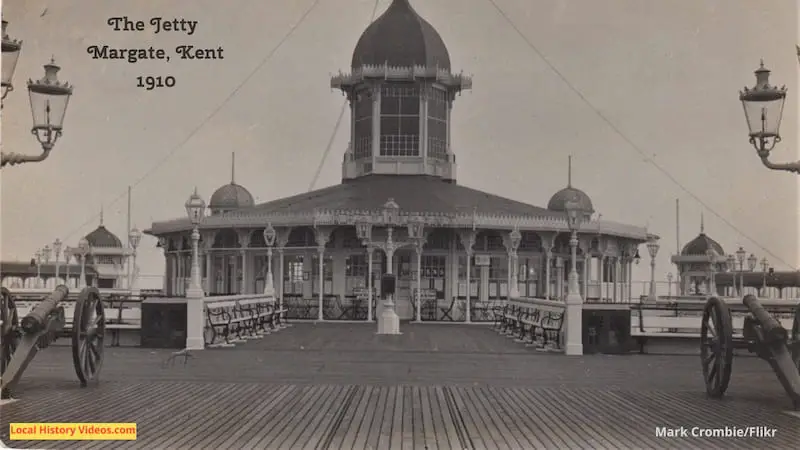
left=314, top=226, right=333, bottom=252
left=236, top=229, right=251, bottom=249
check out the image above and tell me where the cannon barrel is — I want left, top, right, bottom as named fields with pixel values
left=19, top=285, right=69, bottom=334
left=742, top=294, right=788, bottom=343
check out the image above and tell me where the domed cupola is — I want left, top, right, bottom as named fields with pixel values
left=351, top=0, right=451, bottom=70
left=331, top=0, right=472, bottom=183
left=84, top=209, right=123, bottom=248
left=209, top=153, right=254, bottom=215
left=681, top=215, right=725, bottom=256
left=547, top=156, right=595, bottom=216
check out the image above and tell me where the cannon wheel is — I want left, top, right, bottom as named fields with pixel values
left=1, top=287, right=20, bottom=398
left=700, top=297, right=734, bottom=398
left=72, top=287, right=105, bottom=387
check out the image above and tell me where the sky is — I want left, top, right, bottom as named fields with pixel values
left=1, top=0, right=798, bottom=288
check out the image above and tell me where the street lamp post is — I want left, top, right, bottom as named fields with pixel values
left=41, top=245, right=51, bottom=288
left=746, top=252, right=757, bottom=296
left=355, top=221, right=374, bottom=321
left=371, top=198, right=407, bottom=335
left=407, top=216, right=426, bottom=323
left=184, top=188, right=206, bottom=350
left=128, top=227, right=142, bottom=291
left=63, top=247, right=72, bottom=288
left=34, top=250, right=42, bottom=288
left=77, top=238, right=90, bottom=288
left=262, top=224, right=277, bottom=298
left=706, top=248, right=718, bottom=295
left=735, top=246, right=746, bottom=296
left=760, top=257, right=769, bottom=294
left=666, top=272, right=673, bottom=298
left=2, top=20, right=74, bottom=167
left=52, top=238, right=62, bottom=281
left=564, top=200, right=584, bottom=356
left=739, top=61, right=797, bottom=174
left=508, top=228, right=522, bottom=299
left=646, top=237, right=660, bottom=302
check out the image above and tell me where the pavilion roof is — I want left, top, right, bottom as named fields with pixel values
left=146, top=175, right=652, bottom=240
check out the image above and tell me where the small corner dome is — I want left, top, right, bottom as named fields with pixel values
left=681, top=233, right=725, bottom=257
left=547, top=187, right=594, bottom=214
left=84, top=225, right=123, bottom=248
left=351, top=0, right=451, bottom=70
left=209, top=183, right=255, bottom=210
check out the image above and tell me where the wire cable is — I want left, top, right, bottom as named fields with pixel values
left=308, top=0, right=383, bottom=192
left=486, top=0, right=796, bottom=270
left=57, top=0, right=324, bottom=244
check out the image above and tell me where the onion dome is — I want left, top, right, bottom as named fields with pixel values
left=209, top=152, right=254, bottom=212
left=681, top=216, right=725, bottom=256
left=547, top=157, right=594, bottom=214
left=209, top=183, right=254, bottom=210
left=351, top=0, right=450, bottom=70
left=85, top=210, right=123, bottom=248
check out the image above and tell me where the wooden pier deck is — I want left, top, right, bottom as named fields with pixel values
left=2, top=323, right=798, bottom=448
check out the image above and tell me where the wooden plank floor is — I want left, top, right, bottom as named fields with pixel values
left=2, top=323, right=799, bottom=448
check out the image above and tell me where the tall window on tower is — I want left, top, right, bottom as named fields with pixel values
left=427, top=88, right=448, bottom=161
left=353, top=89, right=373, bottom=159
left=380, top=85, right=420, bottom=156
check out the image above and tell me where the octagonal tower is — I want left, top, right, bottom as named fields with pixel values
left=331, top=0, right=472, bottom=182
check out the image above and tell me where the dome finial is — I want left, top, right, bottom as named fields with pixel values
left=567, top=155, right=572, bottom=187
left=100, top=205, right=104, bottom=226
left=231, top=152, right=235, bottom=184
left=700, top=211, right=705, bottom=234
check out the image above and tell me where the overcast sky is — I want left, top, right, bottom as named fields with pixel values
left=1, top=0, right=798, bottom=287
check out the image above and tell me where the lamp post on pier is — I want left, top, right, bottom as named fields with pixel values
left=184, top=188, right=206, bottom=350
left=738, top=61, right=798, bottom=174
left=706, top=248, right=718, bottom=295
left=564, top=199, right=584, bottom=356
left=646, top=237, right=660, bottom=302
left=77, top=238, right=90, bottom=288
left=407, top=215, right=426, bottom=323
left=63, top=247, right=73, bottom=288
left=262, top=224, right=277, bottom=298
left=2, top=21, right=74, bottom=168
left=760, top=257, right=769, bottom=295
left=34, top=250, right=42, bottom=287
left=508, top=228, right=522, bottom=299
left=52, top=238, right=62, bottom=281
left=666, top=272, right=673, bottom=298
left=128, top=227, right=142, bottom=291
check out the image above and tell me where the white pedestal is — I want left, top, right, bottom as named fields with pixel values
left=565, top=292, right=583, bottom=356
left=185, top=289, right=205, bottom=350
left=264, top=273, right=275, bottom=297
left=376, top=296, right=401, bottom=335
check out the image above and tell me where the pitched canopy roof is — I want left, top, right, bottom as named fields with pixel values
left=351, top=0, right=451, bottom=70
left=85, top=225, right=122, bottom=248
left=249, top=175, right=552, bottom=216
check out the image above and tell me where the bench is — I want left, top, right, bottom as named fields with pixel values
left=203, top=295, right=286, bottom=348
left=495, top=299, right=566, bottom=351
left=632, top=303, right=795, bottom=353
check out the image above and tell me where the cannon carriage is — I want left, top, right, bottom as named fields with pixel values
left=700, top=295, right=800, bottom=410
left=1, top=285, right=106, bottom=399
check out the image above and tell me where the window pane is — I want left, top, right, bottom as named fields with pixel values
left=400, top=96, right=420, bottom=115
left=381, top=117, right=400, bottom=135
left=399, top=116, right=419, bottom=136
left=381, top=96, right=399, bottom=115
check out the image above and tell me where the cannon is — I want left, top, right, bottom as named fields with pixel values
left=1, top=285, right=106, bottom=399
left=700, top=295, right=800, bottom=410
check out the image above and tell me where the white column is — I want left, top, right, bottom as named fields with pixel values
left=545, top=251, right=552, bottom=300
left=465, top=250, right=472, bottom=323
left=367, top=247, right=374, bottom=321
left=185, top=226, right=205, bottom=351
left=205, top=251, right=212, bottom=294
left=415, top=242, right=422, bottom=322
left=565, top=230, right=583, bottom=356
left=582, top=255, right=589, bottom=299
left=371, top=87, right=380, bottom=168
left=318, top=247, right=325, bottom=321
left=278, top=249, right=285, bottom=309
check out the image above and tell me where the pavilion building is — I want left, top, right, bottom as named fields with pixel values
left=145, top=0, right=655, bottom=321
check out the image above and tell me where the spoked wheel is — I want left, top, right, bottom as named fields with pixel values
left=72, top=287, right=105, bottom=387
left=700, top=297, right=734, bottom=398
left=1, top=287, right=20, bottom=399
left=792, top=305, right=799, bottom=373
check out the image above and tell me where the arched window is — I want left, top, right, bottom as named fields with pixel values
left=379, top=85, right=420, bottom=156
